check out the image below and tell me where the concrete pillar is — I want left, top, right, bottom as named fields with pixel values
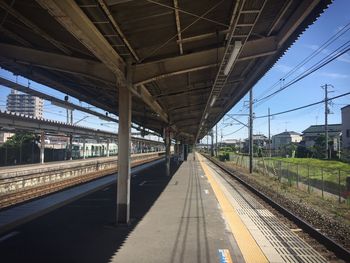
left=40, top=131, right=45, bottom=164
left=69, top=134, right=73, bottom=160
left=117, top=65, right=132, bottom=225
left=107, top=139, right=110, bottom=157
left=165, top=132, right=171, bottom=176
left=82, top=138, right=86, bottom=159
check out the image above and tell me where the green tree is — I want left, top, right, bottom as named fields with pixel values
left=313, top=135, right=326, bottom=159
left=1, top=132, right=39, bottom=165
left=4, top=132, right=37, bottom=146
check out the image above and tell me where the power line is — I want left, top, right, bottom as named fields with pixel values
left=255, top=91, right=350, bottom=119
left=255, top=21, right=350, bottom=101
left=223, top=125, right=246, bottom=137
left=255, top=42, right=350, bottom=105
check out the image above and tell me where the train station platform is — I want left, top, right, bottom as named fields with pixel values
left=0, top=153, right=326, bottom=263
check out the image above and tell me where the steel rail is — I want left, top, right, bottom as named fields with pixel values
left=202, top=154, right=350, bottom=262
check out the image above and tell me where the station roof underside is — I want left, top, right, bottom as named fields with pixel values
left=0, top=0, right=330, bottom=143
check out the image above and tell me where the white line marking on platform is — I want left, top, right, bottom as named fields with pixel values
left=132, top=174, right=137, bottom=178
left=139, top=181, right=147, bottom=186
left=204, top=189, right=209, bottom=194
left=0, top=231, right=19, bottom=242
left=102, top=187, right=110, bottom=191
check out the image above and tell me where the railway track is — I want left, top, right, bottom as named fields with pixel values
left=203, top=154, right=350, bottom=262
left=0, top=156, right=161, bottom=210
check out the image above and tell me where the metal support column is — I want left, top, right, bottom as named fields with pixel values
left=82, top=138, right=86, bottom=159
left=116, top=63, right=132, bottom=225
left=69, top=134, right=73, bottom=160
left=215, top=124, right=218, bottom=157
left=249, top=89, right=253, bottom=174
left=210, top=129, right=214, bottom=157
left=106, top=139, right=110, bottom=157
left=165, top=131, right=171, bottom=176
left=40, top=131, right=45, bottom=164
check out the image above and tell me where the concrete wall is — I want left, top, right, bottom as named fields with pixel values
left=342, top=105, right=350, bottom=149
left=0, top=152, right=164, bottom=195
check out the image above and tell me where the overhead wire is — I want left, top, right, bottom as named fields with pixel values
left=255, top=21, right=350, bottom=102
left=255, top=91, right=350, bottom=119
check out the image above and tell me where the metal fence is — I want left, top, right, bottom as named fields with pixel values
left=226, top=154, right=350, bottom=204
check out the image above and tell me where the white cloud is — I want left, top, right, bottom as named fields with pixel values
left=303, top=44, right=350, bottom=64
left=303, top=44, right=319, bottom=51
left=273, top=63, right=293, bottom=73
left=317, top=72, right=349, bottom=79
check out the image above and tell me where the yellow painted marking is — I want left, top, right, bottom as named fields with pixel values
left=197, top=154, right=268, bottom=263
left=224, top=249, right=233, bottom=263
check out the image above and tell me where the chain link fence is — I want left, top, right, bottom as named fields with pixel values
left=225, top=153, right=350, bottom=205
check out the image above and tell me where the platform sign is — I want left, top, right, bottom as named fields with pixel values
left=218, top=249, right=233, bottom=263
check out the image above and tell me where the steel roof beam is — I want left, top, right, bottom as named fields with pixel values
left=0, top=76, right=118, bottom=123
left=36, top=0, right=169, bottom=124
left=0, top=1, right=71, bottom=55
left=277, top=0, right=321, bottom=47
left=173, top=0, right=183, bottom=55
left=134, top=47, right=224, bottom=85
left=105, top=0, right=133, bottom=5
left=0, top=57, right=113, bottom=114
left=237, top=36, right=277, bottom=61
left=36, top=0, right=125, bottom=82
left=97, top=0, right=140, bottom=61
left=0, top=43, right=115, bottom=85
left=135, top=64, right=216, bottom=86
left=0, top=25, right=32, bottom=47
left=177, top=30, right=229, bottom=44
left=146, top=0, right=229, bottom=28
left=156, top=82, right=212, bottom=98
left=138, top=84, right=169, bottom=122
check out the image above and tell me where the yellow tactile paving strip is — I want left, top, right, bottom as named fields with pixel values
left=197, top=153, right=268, bottom=263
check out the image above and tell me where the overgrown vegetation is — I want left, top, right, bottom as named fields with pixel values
left=0, top=132, right=40, bottom=165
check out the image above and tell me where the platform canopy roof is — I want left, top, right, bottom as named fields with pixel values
left=0, top=0, right=330, bottom=143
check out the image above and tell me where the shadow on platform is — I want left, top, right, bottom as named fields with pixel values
left=0, top=159, right=180, bottom=263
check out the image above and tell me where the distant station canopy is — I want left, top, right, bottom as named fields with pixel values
left=0, top=0, right=331, bottom=143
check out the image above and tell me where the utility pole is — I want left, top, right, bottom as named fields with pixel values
left=220, top=129, right=223, bottom=151
left=249, top=89, right=253, bottom=174
left=268, top=108, right=271, bottom=158
left=322, top=84, right=333, bottom=159
left=69, top=109, right=73, bottom=160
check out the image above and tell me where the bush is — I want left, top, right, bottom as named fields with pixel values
left=219, top=152, right=229, bottom=161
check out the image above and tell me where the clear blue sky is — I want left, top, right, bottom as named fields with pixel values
left=213, top=0, right=350, bottom=143
left=0, top=0, right=349, bottom=143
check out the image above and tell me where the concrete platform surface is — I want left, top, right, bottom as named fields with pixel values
left=111, top=153, right=244, bottom=263
left=0, top=152, right=325, bottom=263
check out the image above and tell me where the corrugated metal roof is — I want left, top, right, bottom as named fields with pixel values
left=0, top=0, right=332, bottom=143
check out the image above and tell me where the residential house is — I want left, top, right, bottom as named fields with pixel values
left=272, top=131, right=302, bottom=149
left=0, top=132, right=14, bottom=144
left=302, top=124, right=342, bottom=147
left=341, top=105, right=350, bottom=149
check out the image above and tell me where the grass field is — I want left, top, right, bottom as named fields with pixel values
left=269, top=157, right=350, bottom=172
left=224, top=153, right=350, bottom=188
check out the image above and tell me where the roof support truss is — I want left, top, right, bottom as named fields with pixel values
left=36, top=0, right=169, bottom=124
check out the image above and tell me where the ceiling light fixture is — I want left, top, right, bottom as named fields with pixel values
left=210, top=95, right=217, bottom=107
left=223, top=41, right=242, bottom=76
